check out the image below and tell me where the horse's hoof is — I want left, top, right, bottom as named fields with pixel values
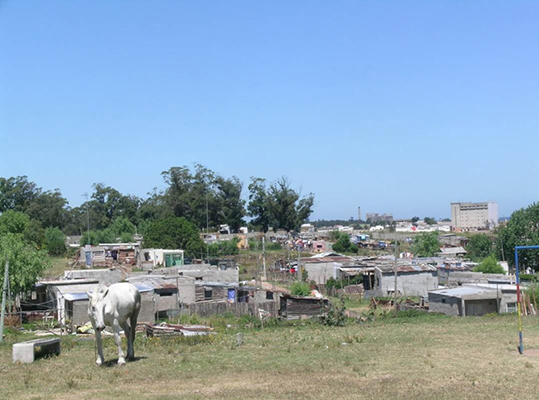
left=118, top=358, right=126, bottom=366
left=96, top=359, right=103, bottom=366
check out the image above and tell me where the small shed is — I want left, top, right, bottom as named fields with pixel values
left=279, top=295, right=329, bottom=320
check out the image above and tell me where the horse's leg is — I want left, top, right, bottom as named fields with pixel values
left=129, top=306, right=140, bottom=359
left=120, top=320, right=132, bottom=360
left=113, top=320, right=126, bottom=365
left=95, top=330, right=105, bottom=366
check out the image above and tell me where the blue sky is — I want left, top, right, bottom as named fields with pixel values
left=1, top=1, right=538, bottom=220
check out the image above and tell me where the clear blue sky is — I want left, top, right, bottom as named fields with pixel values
left=1, top=1, right=538, bottom=220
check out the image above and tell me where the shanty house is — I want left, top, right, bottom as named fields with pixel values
left=365, top=262, right=438, bottom=298
left=429, top=283, right=517, bottom=316
left=138, top=249, right=185, bottom=269
left=300, top=253, right=354, bottom=285
left=279, top=294, right=329, bottom=320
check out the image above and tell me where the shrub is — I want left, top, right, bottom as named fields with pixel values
left=473, top=255, right=505, bottom=274
left=265, top=241, right=282, bottom=251
left=291, top=282, right=311, bottom=296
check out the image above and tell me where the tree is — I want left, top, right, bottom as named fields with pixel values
left=0, top=210, right=44, bottom=248
left=215, top=176, right=245, bottom=232
left=161, top=164, right=247, bottom=231
left=0, top=233, right=50, bottom=295
left=411, top=216, right=420, bottom=223
left=473, top=255, right=505, bottom=274
left=412, top=232, right=440, bottom=257
left=332, top=232, right=358, bottom=254
left=466, top=234, right=493, bottom=261
left=142, top=217, right=205, bottom=258
left=85, top=183, right=141, bottom=230
left=496, top=202, right=539, bottom=270
left=0, top=176, right=41, bottom=213
left=424, top=217, right=437, bottom=225
left=26, top=189, right=69, bottom=229
left=248, top=177, right=314, bottom=233
left=247, top=178, right=272, bottom=233
left=44, top=227, right=66, bottom=256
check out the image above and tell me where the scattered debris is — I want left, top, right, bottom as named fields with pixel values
left=145, top=323, right=214, bottom=337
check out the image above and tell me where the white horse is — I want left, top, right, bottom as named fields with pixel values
left=87, top=283, right=141, bottom=366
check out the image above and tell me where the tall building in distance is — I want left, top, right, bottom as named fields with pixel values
left=451, top=202, right=498, bottom=231
left=366, top=213, right=394, bottom=223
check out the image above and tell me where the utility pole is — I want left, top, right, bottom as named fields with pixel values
left=262, top=236, right=267, bottom=281
left=0, top=260, right=9, bottom=343
left=393, top=239, right=399, bottom=313
left=297, top=237, right=301, bottom=281
left=83, top=193, right=90, bottom=237
left=205, top=184, right=210, bottom=262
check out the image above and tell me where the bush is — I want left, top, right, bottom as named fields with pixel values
left=325, top=275, right=363, bottom=290
left=291, top=282, right=311, bottom=296
left=320, top=297, right=347, bottom=327
left=265, top=241, right=282, bottom=251
left=520, top=274, right=537, bottom=282
left=44, top=227, right=66, bottom=256
left=473, top=255, right=505, bottom=274
left=208, top=237, right=240, bottom=257
left=411, top=232, right=440, bottom=257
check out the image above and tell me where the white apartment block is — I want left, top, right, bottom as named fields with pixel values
left=451, top=202, right=498, bottom=231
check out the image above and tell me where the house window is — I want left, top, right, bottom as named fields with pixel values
left=507, top=302, right=517, bottom=313
left=266, top=292, right=274, bottom=300
left=204, top=289, right=212, bottom=299
left=441, top=299, right=446, bottom=303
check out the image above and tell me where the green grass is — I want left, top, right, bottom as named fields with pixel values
left=42, top=257, right=73, bottom=279
left=2, top=313, right=539, bottom=399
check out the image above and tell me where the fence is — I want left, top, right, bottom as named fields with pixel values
left=181, top=300, right=280, bottom=318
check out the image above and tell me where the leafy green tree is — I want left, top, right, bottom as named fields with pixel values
left=215, top=176, right=245, bottom=231
left=0, top=233, right=50, bottom=295
left=411, top=216, right=420, bottom=223
left=161, top=164, right=246, bottom=232
left=496, top=202, right=539, bottom=270
left=473, top=255, right=505, bottom=274
left=412, top=232, right=440, bottom=257
left=466, top=234, right=493, bottom=261
left=332, top=232, right=358, bottom=254
left=0, top=210, right=30, bottom=236
left=44, top=227, right=66, bottom=256
left=0, top=176, right=41, bottom=213
left=424, top=217, right=437, bottom=225
left=26, top=189, right=69, bottom=229
left=247, top=178, right=273, bottom=233
left=142, top=217, right=205, bottom=258
left=0, top=210, right=44, bottom=248
left=84, top=183, right=141, bottom=230
left=248, top=177, right=314, bottom=232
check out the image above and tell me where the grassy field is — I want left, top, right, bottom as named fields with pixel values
left=42, top=257, right=73, bottom=280
left=2, top=313, right=539, bottom=400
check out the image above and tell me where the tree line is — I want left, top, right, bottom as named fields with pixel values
left=0, top=165, right=314, bottom=252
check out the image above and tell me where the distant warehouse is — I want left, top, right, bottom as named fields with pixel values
left=451, top=201, right=498, bottom=231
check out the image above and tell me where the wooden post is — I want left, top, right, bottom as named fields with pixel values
left=0, top=261, right=9, bottom=343
left=393, top=240, right=398, bottom=313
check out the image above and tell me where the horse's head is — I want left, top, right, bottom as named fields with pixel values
left=87, top=285, right=109, bottom=332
